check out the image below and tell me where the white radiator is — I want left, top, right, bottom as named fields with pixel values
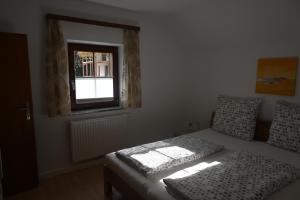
left=70, top=114, right=128, bottom=162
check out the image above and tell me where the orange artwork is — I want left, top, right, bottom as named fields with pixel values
left=256, top=57, right=298, bottom=96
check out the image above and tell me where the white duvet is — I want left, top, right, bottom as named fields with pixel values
left=164, top=151, right=299, bottom=200
left=106, top=129, right=300, bottom=200
left=116, top=133, right=223, bottom=175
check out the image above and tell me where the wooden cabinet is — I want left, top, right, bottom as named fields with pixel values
left=0, top=32, right=38, bottom=196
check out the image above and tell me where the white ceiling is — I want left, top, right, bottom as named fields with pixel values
left=84, top=0, right=193, bottom=13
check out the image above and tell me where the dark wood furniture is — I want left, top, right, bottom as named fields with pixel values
left=103, top=166, right=144, bottom=200
left=67, top=43, right=120, bottom=111
left=0, top=151, right=2, bottom=200
left=0, top=32, right=38, bottom=196
left=104, top=113, right=272, bottom=199
left=46, top=14, right=140, bottom=31
left=254, top=119, right=272, bottom=142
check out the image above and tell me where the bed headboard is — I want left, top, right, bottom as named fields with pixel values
left=209, top=112, right=271, bottom=142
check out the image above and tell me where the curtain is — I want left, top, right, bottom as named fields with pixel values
left=122, top=29, right=142, bottom=108
left=46, top=19, right=71, bottom=117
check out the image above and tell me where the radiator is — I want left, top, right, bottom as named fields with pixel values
left=70, top=114, right=128, bottom=162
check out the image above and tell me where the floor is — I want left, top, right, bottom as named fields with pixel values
left=5, top=165, right=105, bottom=200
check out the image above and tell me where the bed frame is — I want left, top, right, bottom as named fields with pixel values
left=103, top=113, right=272, bottom=200
left=103, top=166, right=145, bottom=200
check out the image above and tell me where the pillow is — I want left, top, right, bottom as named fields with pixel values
left=268, top=101, right=300, bottom=152
left=212, top=95, right=262, bottom=141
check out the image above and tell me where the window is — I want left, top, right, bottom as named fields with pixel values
left=68, top=43, right=119, bottom=110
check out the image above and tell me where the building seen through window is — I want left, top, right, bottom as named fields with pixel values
left=74, top=51, right=112, bottom=78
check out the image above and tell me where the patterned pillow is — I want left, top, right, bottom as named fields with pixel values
left=268, top=101, right=300, bottom=152
left=212, top=95, right=262, bottom=141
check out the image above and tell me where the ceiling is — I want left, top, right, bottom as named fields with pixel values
left=84, top=0, right=193, bottom=13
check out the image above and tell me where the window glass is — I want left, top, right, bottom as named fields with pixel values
left=68, top=43, right=119, bottom=110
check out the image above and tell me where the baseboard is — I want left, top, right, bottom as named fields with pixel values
left=39, top=157, right=104, bottom=180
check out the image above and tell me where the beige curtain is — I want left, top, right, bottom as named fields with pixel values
left=46, top=19, right=71, bottom=117
left=122, top=29, right=142, bottom=108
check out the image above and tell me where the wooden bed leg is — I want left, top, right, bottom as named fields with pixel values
left=103, top=164, right=145, bottom=200
left=103, top=166, right=113, bottom=200
left=104, top=180, right=112, bottom=200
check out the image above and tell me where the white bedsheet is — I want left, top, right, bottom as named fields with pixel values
left=105, top=129, right=300, bottom=200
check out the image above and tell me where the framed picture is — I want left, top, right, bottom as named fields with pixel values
left=255, top=57, right=298, bottom=96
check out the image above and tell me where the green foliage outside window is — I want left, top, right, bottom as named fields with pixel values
left=74, top=51, right=83, bottom=77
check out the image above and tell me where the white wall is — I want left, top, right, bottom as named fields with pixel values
left=171, top=0, right=300, bottom=128
left=0, top=0, right=187, bottom=176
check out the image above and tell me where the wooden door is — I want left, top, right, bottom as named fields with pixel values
left=0, top=32, right=38, bottom=196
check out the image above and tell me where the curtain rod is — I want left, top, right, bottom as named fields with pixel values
left=46, top=14, right=140, bottom=31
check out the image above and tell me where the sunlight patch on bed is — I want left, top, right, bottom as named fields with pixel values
left=130, top=146, right=195, bottom=169
left=131, top=151, right=172, bottom=168
left=160, top=161, right=221, bottom=182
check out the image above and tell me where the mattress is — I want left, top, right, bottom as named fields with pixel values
left=105, top=129, right=300, bottom=200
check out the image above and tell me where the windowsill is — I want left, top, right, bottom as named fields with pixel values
left=76, top=97, right=114, bottom=104
left=71, top=106, right=126, bottom=116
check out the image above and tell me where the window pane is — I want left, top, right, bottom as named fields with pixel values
left=74, top=51, right=114, bottom=100
left=94, top=52, right=113, bottom=77
left=74, top=51, right=93, bottom=77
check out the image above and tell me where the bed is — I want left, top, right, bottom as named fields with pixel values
left=104, top=115, right=300, bottom=200
left=104, top=121, right=300, bottom=199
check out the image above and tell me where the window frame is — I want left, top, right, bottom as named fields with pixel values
left=68, top=43, right=120, bottom=111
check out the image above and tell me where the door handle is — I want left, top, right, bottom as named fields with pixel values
left=16, top=102, right=31, bottom=121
